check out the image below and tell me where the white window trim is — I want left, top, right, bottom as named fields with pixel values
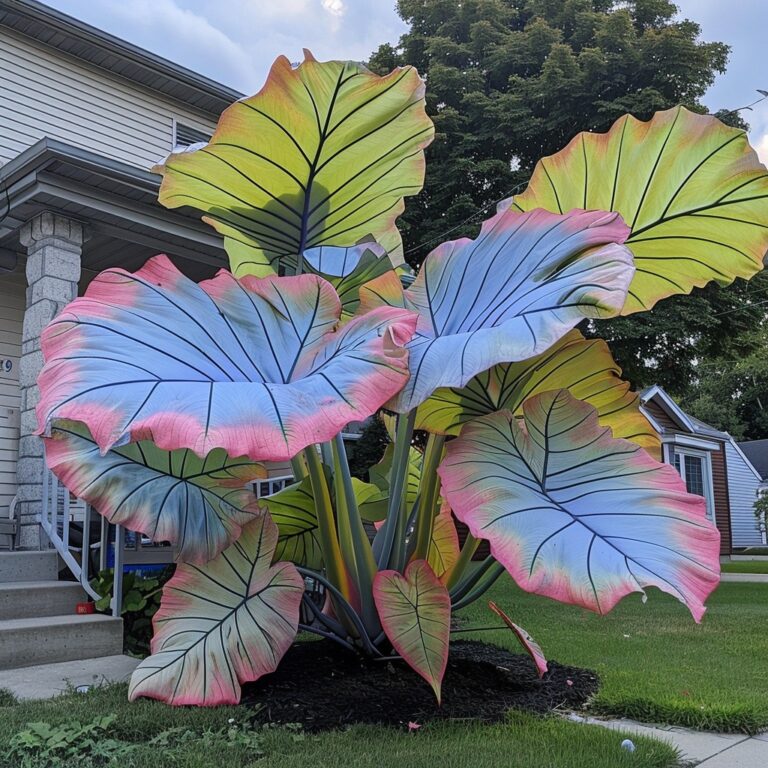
left=669, top=446, right=716, bottom=523
left=662, top=433, right=721, bottom=452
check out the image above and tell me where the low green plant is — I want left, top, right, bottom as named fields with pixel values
left=8, top=715, right=130, bottom=767
left=90, top=568, right=173, bottom=656
left=753, top=495, right=768, bottom=540
left=8, top=713, right=268, bottom=768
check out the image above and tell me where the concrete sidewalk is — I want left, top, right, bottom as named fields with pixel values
left=569, top=714, right=768, bottom=766
left=720, top=573, right=768, bottom=583
left=0, top=655, right=139, bottom=700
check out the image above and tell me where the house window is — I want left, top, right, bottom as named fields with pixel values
left=670, top=448, right=715, bottom=521
left=173, top=122, right=211, bottom=149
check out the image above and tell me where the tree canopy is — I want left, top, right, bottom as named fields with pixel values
left=371, top=0, right=767, bottom=434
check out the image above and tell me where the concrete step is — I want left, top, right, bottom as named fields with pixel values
left=0, top=581, right=87, bottom=620
left=0, top=551, right=58, bottom=583
left=0, top=614, right=123, bottom=670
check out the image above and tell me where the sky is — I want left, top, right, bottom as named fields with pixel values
left=43, top=0, right=768, bottom=162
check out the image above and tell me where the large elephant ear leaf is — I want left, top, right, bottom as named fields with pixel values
left=510, top=106, right=768, bottom=314
left=388, top=207, right=635, bottom=413
left=259, top=476, right=323, bottom=569
left=129, top=513, right=304, bottom=706
left=153, top=51, right=434, bottom=277
left=373, top=560, right=451, bottom=703
left=438, top=390, right=721, bottom=621
left=45, top=420, right=264, bottom=564
left=417, top=329, right=660, bottom=459
left=37, top=256, right=417, bottom=463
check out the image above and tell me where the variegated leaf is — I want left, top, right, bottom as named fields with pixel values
left=129, top=513, right=303, bottom=706
left=438, top=390, right=720, bottom=621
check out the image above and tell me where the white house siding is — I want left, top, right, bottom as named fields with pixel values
left=0, top=29, right=217, bottom=169
left=0, top=270, right=24, bottom=521
left=725, top=441, right=764, bottom=547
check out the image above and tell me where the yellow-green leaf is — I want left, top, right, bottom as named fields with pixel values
left=154, top=51, right=434, bottom=277
left=510, top=106, right=768, bottom=314
left=416, top=329, right=660, bottom=459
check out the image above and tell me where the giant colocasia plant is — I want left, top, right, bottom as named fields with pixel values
left=37, top=52, right=768, bottom=705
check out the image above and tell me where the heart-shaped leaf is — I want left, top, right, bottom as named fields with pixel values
left=129, top=513, right=303, bottom=706
left=44, top=420, right=264, bottom=564
left=438, top=390, right=720, bottom=621
left=488, top=601, right=547, bottom=678
left=154, top=51, right=434, bottom=276
left=37, top=255, right=417, bottom=462
left=380, top=208, right=635, bottom=412
left=510, top=107, right=768, bottom=314
left=416, top=329, right=659, bottom=458
left=373, top=559, right=451, bottom=702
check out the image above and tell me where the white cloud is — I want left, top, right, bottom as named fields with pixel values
left=322, top=0, right=345, bottom=17
left=755, top=133, right=768, bottom=167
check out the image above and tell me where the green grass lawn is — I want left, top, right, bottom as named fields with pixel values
left=721, top=560, right=768, bottom=574
left=457, top=577, right=768, bottom=733
left=1, top=575, right=764, bottom=767
left=0, top=684, right=679, bottom=768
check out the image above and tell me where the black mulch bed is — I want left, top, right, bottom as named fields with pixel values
left=243, top=639, right=599, bottom=732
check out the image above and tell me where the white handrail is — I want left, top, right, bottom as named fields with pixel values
left=39, top=464, right=123, bottom=616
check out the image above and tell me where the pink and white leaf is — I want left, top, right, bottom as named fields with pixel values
left=373, top=560, right=451, bottom=703
left=438, top=390, right=720, bottom=621
left=128, top=513, right=303, bottom=706
left=387, top=208, right=634, bottom=412
left=36, top=255, right=417, bottom=461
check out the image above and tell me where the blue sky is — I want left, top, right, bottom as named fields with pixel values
left=44, top=0, right=768, bottom=161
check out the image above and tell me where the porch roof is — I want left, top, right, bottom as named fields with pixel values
left=0, top=138, right=226, bottom=283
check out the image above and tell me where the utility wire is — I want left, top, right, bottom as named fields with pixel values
left=403, top=182, right=529, bottom=256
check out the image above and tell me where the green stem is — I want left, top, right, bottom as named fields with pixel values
left=290, top=455, right=308, bottom=481
left=302, top=447, right=353, bottom=605
left=411, top=433, right=446, bottom=563
left=451, top=561, right=505, bottom=611
left=450, top=555, right=496, bottom=602
left=374, top=410, right=416, bottom=571
left=332, top=434, right=380, bottom=636
left=446, top=531, right=480, bottom=591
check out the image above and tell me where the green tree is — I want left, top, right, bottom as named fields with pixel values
left=371, top=0, right=768, bottom=397
left=682, top=323, right=768, bottom=440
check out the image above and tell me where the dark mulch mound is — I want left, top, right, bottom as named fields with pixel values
left=243, top=639, right=598, bottom=732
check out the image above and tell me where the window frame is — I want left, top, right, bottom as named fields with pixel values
left=664, top=443, right=716, bottom=523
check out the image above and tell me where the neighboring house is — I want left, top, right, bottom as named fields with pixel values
left=737, top=440, right=768, bottom=495
left=735, top=439, right=768, bottom=544
left=640, top=385, right=765, bottom=554
left=0, top=0, right=260, bottom=552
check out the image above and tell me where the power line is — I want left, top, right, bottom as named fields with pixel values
left=712, top=296, right=768, bottom=318
left=403, top=182, right=529, bottom=256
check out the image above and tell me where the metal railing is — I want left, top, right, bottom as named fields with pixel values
left=38, top=470, right=296, bottom=619
left=39, top=466, right=124, bottom=617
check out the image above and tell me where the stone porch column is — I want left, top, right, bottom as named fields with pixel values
left=16, top=212, right=85, bottom=549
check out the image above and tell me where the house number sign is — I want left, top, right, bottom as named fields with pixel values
left=0, top=359, right=14, bottom=377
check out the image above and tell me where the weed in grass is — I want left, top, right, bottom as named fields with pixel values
left=0, top=688, right=18, bottom=707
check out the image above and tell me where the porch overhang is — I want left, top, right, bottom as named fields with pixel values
left=0, top=138, right=226, bottom=282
